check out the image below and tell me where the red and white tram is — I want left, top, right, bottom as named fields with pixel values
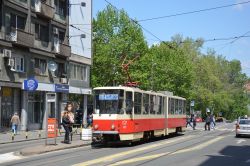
left=92, top=86, right=186, bottom=142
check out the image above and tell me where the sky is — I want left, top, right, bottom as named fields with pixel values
left=93, top=0, right=250, bottom=76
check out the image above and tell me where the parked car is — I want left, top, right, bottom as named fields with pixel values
left=195, top=117, right=203, bottom=122
left=235, top=118, right=250, bottom=137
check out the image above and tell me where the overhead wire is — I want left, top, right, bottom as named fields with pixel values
left=138, top=0, right=250, bottom=22
left=104, top=0, right=176, bottom=50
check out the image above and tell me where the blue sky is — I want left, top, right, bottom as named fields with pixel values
left=93, top=0, right=250, bottom=76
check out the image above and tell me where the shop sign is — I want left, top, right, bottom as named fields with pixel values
left=55, top=84, right=69, bottom=93
left=23, top=78, right=38, bottom=91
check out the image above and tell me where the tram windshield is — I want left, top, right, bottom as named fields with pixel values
left=94, top=89, right=124, bottom=114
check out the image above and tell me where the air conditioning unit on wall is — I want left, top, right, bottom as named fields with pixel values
left=7, top=58, right=15, bottom=68
left=3, top=49, right=12, bottom=58
left=34, top=0, right=41, bottom=12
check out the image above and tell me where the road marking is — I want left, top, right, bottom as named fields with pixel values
left=109, top=153, right=169, bottom=166
left=0, top=152, right=24, bottom=164
left=72, top=135, right=194, bottom=166
left=236, top=139, right=246, bottom=144
left=172, top=136, right=225, bottom=155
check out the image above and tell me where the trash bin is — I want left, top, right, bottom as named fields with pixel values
left=82, top=128, right=92, bottom=140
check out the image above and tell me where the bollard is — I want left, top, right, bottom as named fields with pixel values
left=12, top=133, right=14, bottom=141
left=80, top=124, right=83, bottom=140
left=26, top=131, right=28, bottom=139
left=38, top=130, right=41, bottom=138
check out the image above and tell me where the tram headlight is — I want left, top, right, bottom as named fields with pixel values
left=111, top=124, right=115, bottom=130
left=94, top=124, right=99, bottom=130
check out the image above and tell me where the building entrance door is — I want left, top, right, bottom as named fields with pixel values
left=46, top=93, right=57, bottom=118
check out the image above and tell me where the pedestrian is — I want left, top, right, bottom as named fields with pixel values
left=63, top=102, right=75, bottom=140
left=192, top=114, right=197, bottom=130
left=62, top=111, right=71, bottom=144
left=10, top=112, right=20, bottom=135
left=186, top=115, right=193, bottom=128
left=210, top=114, right=216, bottom=130
left=205, top=113, right=211, bottom=131
left=87, top=113, right=93, bottom=127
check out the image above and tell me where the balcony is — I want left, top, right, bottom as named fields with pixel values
left=60, top=43, right=71, bottom=57
left=6, top=28, right=34, bottom=47
left=54, top=43, right=71, bottom=57
left=35, top=1, right=55, bottom=19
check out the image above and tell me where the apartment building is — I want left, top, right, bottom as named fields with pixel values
left=0, top=0, right=92, bottom=131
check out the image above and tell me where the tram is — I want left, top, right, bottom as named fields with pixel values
left=92, top=86, right=186, bottom=142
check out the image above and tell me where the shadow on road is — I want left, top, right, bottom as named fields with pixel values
left=199, top=145, right=250, bottom=166
left=91, top=133, right=185, bottom=149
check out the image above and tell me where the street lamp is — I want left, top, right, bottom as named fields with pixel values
left=70, top=2, right=86, bottom=7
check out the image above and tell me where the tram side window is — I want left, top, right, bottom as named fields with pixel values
left=178, top=100, right=183, bottom=114
left=150, top=95, right=155, bottom=114
left=175, top=99, right=179, bottom=114
left=125, top=91, right=133, bottom=114
left=183, top=100, right=186, bottom=114
left=143, top=94, right=149, bottom=114
left=134, top=92, right=142, bottom=114
left=171, top=98, right=175, bottom=114
left=157, top=96, right=162, bottom=114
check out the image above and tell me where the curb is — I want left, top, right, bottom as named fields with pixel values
left=19, top=141, right=92, bottom=156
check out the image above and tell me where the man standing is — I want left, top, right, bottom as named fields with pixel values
left=205, top=113, right=211, bottom=131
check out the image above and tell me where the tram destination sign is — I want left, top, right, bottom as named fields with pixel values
left=99, top=94, right=118, bottom=100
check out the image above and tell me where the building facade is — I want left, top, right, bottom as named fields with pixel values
left=0, top=0, right=92, bottom=131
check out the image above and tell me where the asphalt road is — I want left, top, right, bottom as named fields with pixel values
left=1, top=122, right=250, bottom=166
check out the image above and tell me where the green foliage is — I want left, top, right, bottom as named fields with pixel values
left=91, top=6, right=249, bottom=120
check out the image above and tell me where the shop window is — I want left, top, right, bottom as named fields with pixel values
left=28, top=92, right=44, bottom=124
left=11, top=55, right=24, bottom=72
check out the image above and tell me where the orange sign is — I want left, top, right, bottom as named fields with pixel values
left=48, top=118, right=58, bottom=138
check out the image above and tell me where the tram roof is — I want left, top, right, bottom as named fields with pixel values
left=93, top=86, right=186, bottom=100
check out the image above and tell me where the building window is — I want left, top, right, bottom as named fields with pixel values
left=55, top=62, right=66, bottom=77
left=35, top=23, right=49, bottom=42
left=59, top=30, right=65, bottom=44
left=11, top=55, right=24, bottom=72
left=6, top=13, right=26, bottom=34
left=70, top=63, right=88, bottom=81
left=34, top=58, right=47, bottom=75
left=55, top=0, right=66, bottom=19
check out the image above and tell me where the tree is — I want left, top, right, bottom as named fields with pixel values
left=91, top=5, right=147, bottom=87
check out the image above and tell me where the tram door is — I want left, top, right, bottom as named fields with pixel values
left=46, top=93, right=57, bottom=118
left=125, top=91, right=133, bottom=119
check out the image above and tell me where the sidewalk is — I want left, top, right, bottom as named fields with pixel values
left=0, top=128, right=83, bottom=144
left=20, top=139, right=92, bottom=156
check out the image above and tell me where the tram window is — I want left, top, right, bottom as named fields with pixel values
left=175, top=99, right=179, bottom=114
left=134, top=92, right=142, bottom=114
left=150, top=95, right=155, bottom=114
left=178, top=100, right=182, bottom=114
left=94, top=89, right=123, bottom=114
left=157, top=96, right=162, bottom=114
left=183, top=100, right=186, bottom=114
left=168, top=98, right=171, bottom=115
left=125, top=91, right=133, bottom=114
left=143, top=94, right=149, bottom=114
left=171, top=98, right=175, bottom=114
